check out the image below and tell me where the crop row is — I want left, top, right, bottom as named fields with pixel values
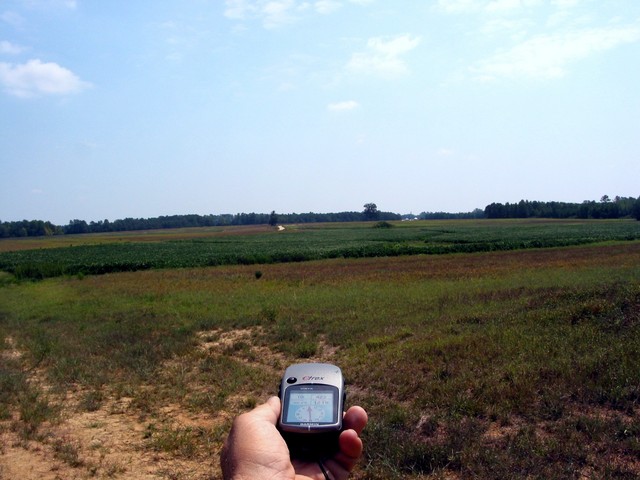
left=1, top=219, right=639, bottom=279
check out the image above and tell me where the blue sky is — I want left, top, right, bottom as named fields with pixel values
left=1, top=0, right=639, bottom=224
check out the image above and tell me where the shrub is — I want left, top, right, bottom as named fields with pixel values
left=373, top=221, right=393, bottom=229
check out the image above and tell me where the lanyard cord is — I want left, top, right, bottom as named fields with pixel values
left=317, top=459, right=331, bottom=480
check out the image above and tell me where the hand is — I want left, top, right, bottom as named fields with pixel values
left=221, top=396, right=368, bottom=480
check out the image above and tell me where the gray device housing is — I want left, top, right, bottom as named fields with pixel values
left=278, top=363, right=344, bottom=434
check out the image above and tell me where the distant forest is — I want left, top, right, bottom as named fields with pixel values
left=0, top=210, right=402, bottom=238
left=1, top=196, right=639, bottom=239
left=483, top=195, right=640, bottom=220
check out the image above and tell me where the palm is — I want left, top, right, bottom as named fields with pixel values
left=221, top=397, right=367, bottom=480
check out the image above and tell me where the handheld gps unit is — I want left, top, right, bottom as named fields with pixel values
left=278, top=363, right=345, bottom=457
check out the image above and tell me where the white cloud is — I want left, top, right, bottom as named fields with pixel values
left=347, top=34, right=421, bottom=77
left=485, top=0, right=520, bottom=13
left=485, top=0, right=541, bottom=13
left=368, top=35, right=421, bottom=57
left=1, top=11, right=25, bottom=28
left=314, top=0, right=341, bottom=15
left=157, top=20, right=207, bottom=62
left=480, top=18, right=532, bottom=40
left=224, top=0, right=252, bottom=19
left=437, top=147, right=455, bottom=156
left=471, top=24, right=640, bottom=81
left=438, top=0, right=541, bottom=14
left=0, top=40, right=26, bottom=55
left=224, top=0, right=371, bottom=28
left=327, top=100, right=359, bottom=111
left=551, top=0, right=579, bottom=7
left=0, top=59, right=91, bottom=97
left=22, top=0, right=77, bottom=9
left=224, top=0, right=299, bottom=28
left=436, top=0, right=484, bottom=14
left=262, top=0, right=297, bottom=28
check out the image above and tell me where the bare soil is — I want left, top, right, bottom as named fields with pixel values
left=1, top=339, right=220, bottom=480
left=0, top=328, right=341, bottom=480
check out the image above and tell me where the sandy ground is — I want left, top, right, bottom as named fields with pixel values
left=1, top=398, right=217, bottom=480
left=0, top=328, right=338, bottom=480
left=0, top=332, right=245, bottom=480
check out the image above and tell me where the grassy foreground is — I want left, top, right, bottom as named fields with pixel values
left=1, top=223, right=639, bottom=478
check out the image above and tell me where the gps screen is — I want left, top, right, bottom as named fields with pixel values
left=284, top=387, right=337, bottom=424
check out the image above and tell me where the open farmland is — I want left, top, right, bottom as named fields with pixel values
left=1, top=219, right=640, bottom=280
left=1, top=220, right=640, bottom=479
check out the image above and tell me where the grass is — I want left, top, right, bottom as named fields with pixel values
left=0, top=336, right=59, bottom=443
left=0, top=222, right=639, bottom=478
left=149, top=425, right=202, bottom=457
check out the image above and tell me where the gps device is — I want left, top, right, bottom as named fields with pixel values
left=278, top=363, right=345, bottom=457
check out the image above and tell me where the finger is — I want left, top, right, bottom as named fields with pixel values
left=264, top=396, right=281, bottom=421
left=243, top=396, right=280, bottom=426
left=319, top=429, right=364, bottom=479
left=253, top=397, right=280, bottom=425
left=335, top=429, right=363, bottom=469
left=342, top=406, right=368, bottom=435
left=338, top=429, right=363, bottom=461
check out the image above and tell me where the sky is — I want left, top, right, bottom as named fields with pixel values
left=1, top=0, right=639, bottom=224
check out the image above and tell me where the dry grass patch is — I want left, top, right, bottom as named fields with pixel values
left=0, top=329, right=284, bottom=480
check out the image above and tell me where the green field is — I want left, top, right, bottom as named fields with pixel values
left=1, top=219, right=639, bottom=479
left=1, top=219, right=639, bottom=279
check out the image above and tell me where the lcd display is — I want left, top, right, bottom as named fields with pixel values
left=284, top=387, right=337, bottom=424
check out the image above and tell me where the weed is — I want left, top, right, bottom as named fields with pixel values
left=242, top=396, right=257, bottom=409
left=272, top=316, right=298, bottom=342
left=293, top=338, right=317, bottom=358
left=78, top=389, right=104, bottom=412
left=260, top=305, right=279, bottom=323
left=150, top=425, right=199, bottom=457
left=149, top=424, right=222, bottom=460
left=365, top=335, right=394, bottom=351
left=14, top=389, right=57, bottom=441
left=192, top=354, right=271, bottom=412
left=52, top=437, right=84, bottom=467
left=103, top=460, right=127, bottom=477
left=0, top=359, right=27, bottom=419
left=222, top=340, right=251, bottom=356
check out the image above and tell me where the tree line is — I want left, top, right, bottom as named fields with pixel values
left=418, top=209, right=485, bottom=220
left=0, top=209, right=401, bottom=238
left=2, top=196, right=639, bottom=239
left=484, top=196, right=640, bottom=220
